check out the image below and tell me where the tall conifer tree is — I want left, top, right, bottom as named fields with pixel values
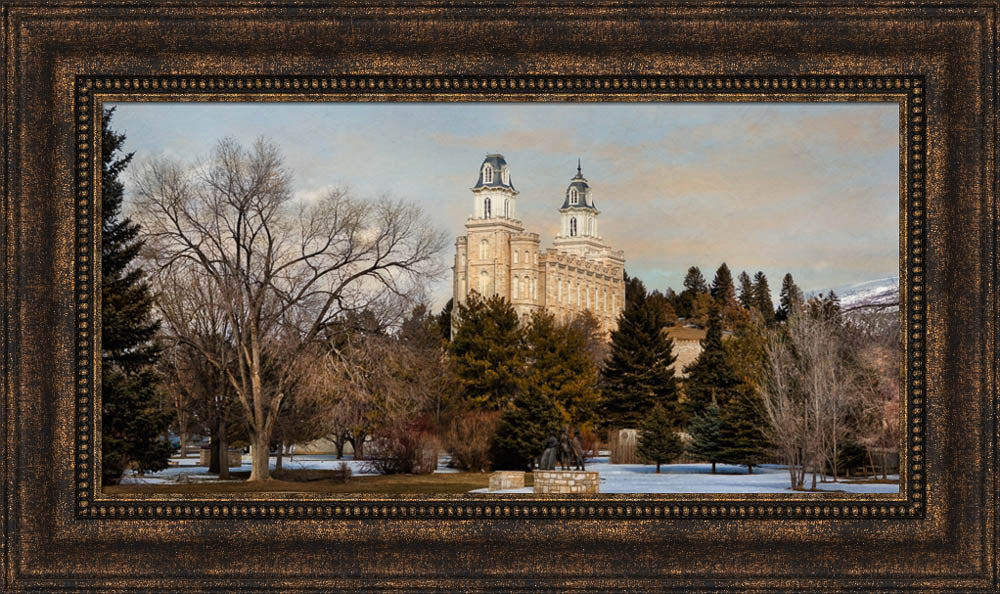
left=737, top=271, right=755, bottom=309
left=681, top=306, right=742, bottom=421
left=490, top=382, right=562, bottom=470
left=100, top=108, right=173, bottom=485
left=710, top=263, right=737, bottom=306
left=687, top=400, right=724, bottom=473
left=599, top=276, right=680, bottom=430
left=449, top=293, right=525, bottom=410
left=718, top=385, right=771, bottom=473
left=752, top=271, right=776, bottom=325
left=775, top=273, right=804, bottom=322
left=683, top=266, right=708, bottom=294
left=523, top=310, right=600, bottom=428
left=637, top=403, right=683, bottom=473
left=437, top=297, right=454, bottom=341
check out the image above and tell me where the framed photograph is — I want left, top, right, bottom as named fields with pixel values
left=2, top=2, right=996, bottom=591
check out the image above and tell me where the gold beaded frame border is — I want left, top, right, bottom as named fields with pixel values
left=74, top=74, right=925, bottom=521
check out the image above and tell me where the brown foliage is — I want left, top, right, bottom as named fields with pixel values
left=444, top=410, right=500, bottom=472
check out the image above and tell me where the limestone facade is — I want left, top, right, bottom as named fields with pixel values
left=453, top=154, right=625, bottom=335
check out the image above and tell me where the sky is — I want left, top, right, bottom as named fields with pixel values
left=109, top=101, right=900, bottom=312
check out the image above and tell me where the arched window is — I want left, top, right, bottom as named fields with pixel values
left=501, top=167, right=509, bottom=185
left=576, top=283, right=581, bottom=306
left=524, top=250, right=530, bottom=264
left=534, top=252, right=538, bottom=264
left=483, top=197, right=491, bottom=218
left=480, top=238, right=488, bottom=260
left=513, top=276, right=520, bottom=299
left=483, top=165, right=493, bottom=183
left=504, top=199, right=509, bottom=218
left=532, top=278, right=537, bottom=300
left=570, top=188, right=579, bottom=205
left=570, top=218, right=577, bottom=236
left=480, top=270, right=489, bottom=294
left=585, top=217, right=592, bottom=235
left=513, top=250, right=519, bottom=264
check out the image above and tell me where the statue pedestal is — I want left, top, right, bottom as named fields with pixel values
left=488, top=471, right=526, bottom=491
left=532, top=470, right=599, bottom=494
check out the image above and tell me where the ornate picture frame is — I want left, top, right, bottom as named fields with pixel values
left=3, top=2, right=996, bottom=591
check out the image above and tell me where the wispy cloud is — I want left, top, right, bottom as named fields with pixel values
left=109, top=101, right=899, bottom=309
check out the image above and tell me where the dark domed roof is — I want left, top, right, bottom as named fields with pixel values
left=473, top=154, right=516, bottom=191
left=561, top=161, right=598, bottom=210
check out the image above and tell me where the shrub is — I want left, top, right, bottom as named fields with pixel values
left=334, top=461, right=352, bottom=483
left=444, top=410, right=500, bottom=472
left=578, top=424, right=600, bottom=459
left=364, top=421, right=440, bottom=475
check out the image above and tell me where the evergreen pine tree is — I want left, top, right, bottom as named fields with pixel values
left=437, top=297, right=454, bottom=341
left=523, top=310, right=600, bottom=428
left=752, top=271, right=776, bottom=325
left=687, top=400, right=724, bottom=473
left=710, top=263, right=737, bottom=306
left=717, top=385, right=771, bottom=473
left=683, top=266, right=708, bottom=294
left=681, top=306, right=742, bottom=421
left=490, top=382, right=562, bottom=470
left=676, top=265, right=709, bottom=318
left=100, top=108, right=173, bottom=485
left=449, top=293, right=525, bottom=410
left=775, top=273, right=804, bottom=322
left=737, top=271, right=755, bottom=309
left=637, top=403, right=683, bottom=473
left=599, top=277, right=680, bottom=430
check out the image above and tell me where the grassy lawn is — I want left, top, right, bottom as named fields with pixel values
left=105, top=469, right=534, bottom=495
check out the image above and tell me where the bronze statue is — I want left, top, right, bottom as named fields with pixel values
left=537, top=436, right=559, bottom=470
left=558, top=425, right=586, bottom=471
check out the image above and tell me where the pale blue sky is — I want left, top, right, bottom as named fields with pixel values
left=110, top=101, right=900, bottom=311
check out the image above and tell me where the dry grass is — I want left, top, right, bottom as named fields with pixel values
left=105, top=469, right=534, bottom=495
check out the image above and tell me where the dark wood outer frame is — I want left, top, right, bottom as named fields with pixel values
left=1, top=2, right=996, bottom=592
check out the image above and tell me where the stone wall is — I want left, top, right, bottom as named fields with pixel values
left=488, top=471, right=526, bottom=491
left=532, top=470, right=599, bottom=494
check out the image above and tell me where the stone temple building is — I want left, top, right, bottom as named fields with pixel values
left=452, top=154, right=625, bottom=335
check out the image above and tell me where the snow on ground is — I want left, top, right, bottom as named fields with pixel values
left=121, top=454, right=899, bottom=494
left=469, top=457, right=899, bottom=494
left=121, top=452, right=460, bottom=485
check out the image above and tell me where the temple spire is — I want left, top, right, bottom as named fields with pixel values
left=577, top=158, right=582, bottom=176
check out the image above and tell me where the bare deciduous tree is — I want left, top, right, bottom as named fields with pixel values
left=132, top=137, right=447, bottom=480
left=760, top=311, right=865, bottom=489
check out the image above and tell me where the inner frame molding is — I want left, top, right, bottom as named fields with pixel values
left=75, top=74, right=925, bottom=521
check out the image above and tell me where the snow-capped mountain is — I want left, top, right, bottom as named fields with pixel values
left=807, top=276, right=900, bottom=310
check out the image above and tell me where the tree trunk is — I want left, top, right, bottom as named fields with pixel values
left=655, top=462, right=661, bottom=473
left=209, top=424, right=220, bottom=473
left=218, top=417, right=229, bottom=480
left=353, top=434, right=365, bottom=460
left=248, top=432, right=271, bottom=481
left=711, top=461, right=716, bottom=474
left=275, top=441, right=284, bottom=471
left=747, top=464, right=753, bottom=474
left=334, top=438, right=344, bottom=460
left=180, top=432, right=188, bottom=458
